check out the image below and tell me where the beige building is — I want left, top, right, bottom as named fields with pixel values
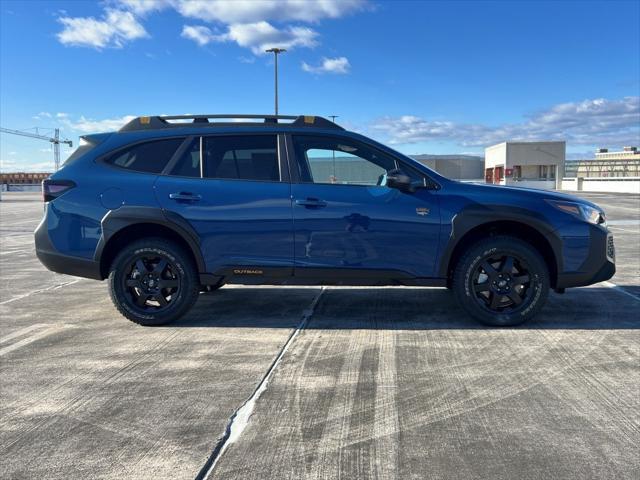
left=594, top=146, right=639, bottom=160
left=412, top=154, right=484, bottom=180
left=484, top=141, right=565, bottom=190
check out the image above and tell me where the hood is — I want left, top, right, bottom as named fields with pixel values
left=449, top=180, right=601, bottom=210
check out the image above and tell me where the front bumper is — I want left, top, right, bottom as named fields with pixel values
left=34, top=210, right=103, bottom=280
left=555, top=227, right=615, bottom=289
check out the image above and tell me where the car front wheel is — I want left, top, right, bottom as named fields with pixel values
left=452, top=235, right=549, bottom=326
left=108, top=238, right=199, bottom=326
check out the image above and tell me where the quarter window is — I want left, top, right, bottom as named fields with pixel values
left=170, top=138, right=201, bottom=177
left=106, top=138, right=184, bottom=173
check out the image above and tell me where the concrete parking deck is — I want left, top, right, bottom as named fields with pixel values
left=0, top=191, right=638, bottom=479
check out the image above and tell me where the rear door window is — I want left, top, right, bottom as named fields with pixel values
left=106, top=138, right=184, bottom=173
left=203, top=135, right=279, bottom=181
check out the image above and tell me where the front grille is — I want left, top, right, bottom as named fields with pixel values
left=606, top=234, right=615, bottom=263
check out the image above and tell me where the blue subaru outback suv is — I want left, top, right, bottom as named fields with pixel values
left=35, top=114, right=615, bottom=326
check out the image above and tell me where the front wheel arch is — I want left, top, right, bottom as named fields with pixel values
left=444, top=220, right=558, bottom=288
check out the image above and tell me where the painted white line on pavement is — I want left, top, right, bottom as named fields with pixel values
left=602, top=281, right=640, bottom=302
left=0, top=325, right=68, bottom=357
left=609, top=226, right=639, bottom=234
left=0, top=324, right=52, bottom=345
left=0, top=279, right=81, bottom=305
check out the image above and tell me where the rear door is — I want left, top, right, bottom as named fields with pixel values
left=288, top=134, right=441, bottom=279
left=154, top=133, right=293, bottom=276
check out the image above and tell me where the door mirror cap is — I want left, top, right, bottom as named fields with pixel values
left=386, top=169, right=417, bottom=193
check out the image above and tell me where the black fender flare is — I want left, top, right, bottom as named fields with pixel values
left=94, top=206, right=206, bottom=273
left=437, top=205, right=563, bottom=278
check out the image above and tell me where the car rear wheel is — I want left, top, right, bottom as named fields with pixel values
left=108, top=238, right=199, bottom=326
left=452, top=235, right=549, bottom=326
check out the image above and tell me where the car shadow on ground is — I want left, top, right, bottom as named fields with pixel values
left=173, top=286, right=640, bottom=330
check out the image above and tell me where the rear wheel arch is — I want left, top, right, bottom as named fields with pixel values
left=97, top=211, right=204, bottom=278
left=444, top=219, right=559, bottom=288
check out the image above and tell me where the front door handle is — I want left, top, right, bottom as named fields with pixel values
left=295, top=198, right=327, bottom=208
left=169, top=192, right=202, bottom=202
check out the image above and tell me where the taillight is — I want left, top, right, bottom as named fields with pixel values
left=42, top=179, right=75, bottom=202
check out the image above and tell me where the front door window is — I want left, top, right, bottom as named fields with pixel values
left=292, top=136, right=398, bottom=186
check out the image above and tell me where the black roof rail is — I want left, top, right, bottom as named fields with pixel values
left=119, top=114, right=344, bottom=132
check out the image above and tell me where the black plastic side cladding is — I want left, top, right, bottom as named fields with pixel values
left=96, top=206, right=206, bottom=276
left=437, top=206, right=564, bottom=282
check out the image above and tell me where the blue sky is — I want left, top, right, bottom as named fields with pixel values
left=1, top=0, right=639, bottom=171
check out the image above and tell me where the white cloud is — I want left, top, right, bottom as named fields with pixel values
left=115, top=0, right=173, bottom=15
left=223, top=22, right=317, bottom=54
left=302, top=56, right=350, bottom=74
left=57, top=9, right=148, bottom=48
left=32, top=111, right=52, bottom=120
left=182, top=21, right=318, bottom=54
left=171, top=0, right=365, bottom=23
left=115, top=0, right=366, bottom=21
left=181, top=25, right=215, bottom=46
left=371, top=96, right=640, bottom=148
left=60, top=0, right=367, bottom=54
left=61, top=114, right=136, bottom=133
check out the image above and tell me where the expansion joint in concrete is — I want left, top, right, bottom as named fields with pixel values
left=195, top=287, right=326, bottom=480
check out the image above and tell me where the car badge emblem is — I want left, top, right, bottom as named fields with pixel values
left=416, top=207, right=430, bottom=216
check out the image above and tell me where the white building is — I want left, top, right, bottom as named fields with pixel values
left=594, top=146, right=639, bottom=160
left=484, top=141, right=565, bottom=190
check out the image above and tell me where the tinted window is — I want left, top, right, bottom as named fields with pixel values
left=203, top=135, right=279, bottom=181
left=292, top=135, right=397, bottom=186
left=106, top=138, right=184, bottom=173
left=170, top=138, right=200, bottom=177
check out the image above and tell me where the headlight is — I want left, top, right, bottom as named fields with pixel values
left=546, top=200, right=606, bottom=226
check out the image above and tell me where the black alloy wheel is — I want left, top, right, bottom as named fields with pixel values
left=452, top=235, right=550, bottom=326
left=108, top=238, right=199, bottom=326
left=123, top=255, right=181, bottom=312
left=471, top=253, right=533, bottom=313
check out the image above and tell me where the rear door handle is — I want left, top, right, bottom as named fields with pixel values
left=169, top=192, right=202, bottom=202
left=295, top=198, right=327, bottom=208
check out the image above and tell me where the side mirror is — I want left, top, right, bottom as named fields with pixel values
left=386, top=169, right=415, bottom=193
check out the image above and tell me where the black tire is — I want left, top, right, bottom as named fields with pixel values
left=452, top=235, right=549, bottom=327
left=108, top=238, right=199, bottom=326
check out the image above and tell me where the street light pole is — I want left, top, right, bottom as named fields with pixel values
left=265, top=48, right=286, bottom=115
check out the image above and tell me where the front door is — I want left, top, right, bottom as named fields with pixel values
left=288, top=134, right=441, bottom=279
left=155, top=134, right=293, bottom=276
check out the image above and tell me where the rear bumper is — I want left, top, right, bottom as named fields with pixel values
left=556, top=227, right=615, bottom=288
left=34, top=212, right=103, bottom=280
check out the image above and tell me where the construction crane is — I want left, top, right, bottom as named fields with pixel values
left=0, top=127, right=73, bottom=171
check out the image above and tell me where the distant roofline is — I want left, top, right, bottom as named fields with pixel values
left=485, top=140, right=566, bottom=149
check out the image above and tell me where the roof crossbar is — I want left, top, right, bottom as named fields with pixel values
left=119, top=114, right=344, bottom=132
